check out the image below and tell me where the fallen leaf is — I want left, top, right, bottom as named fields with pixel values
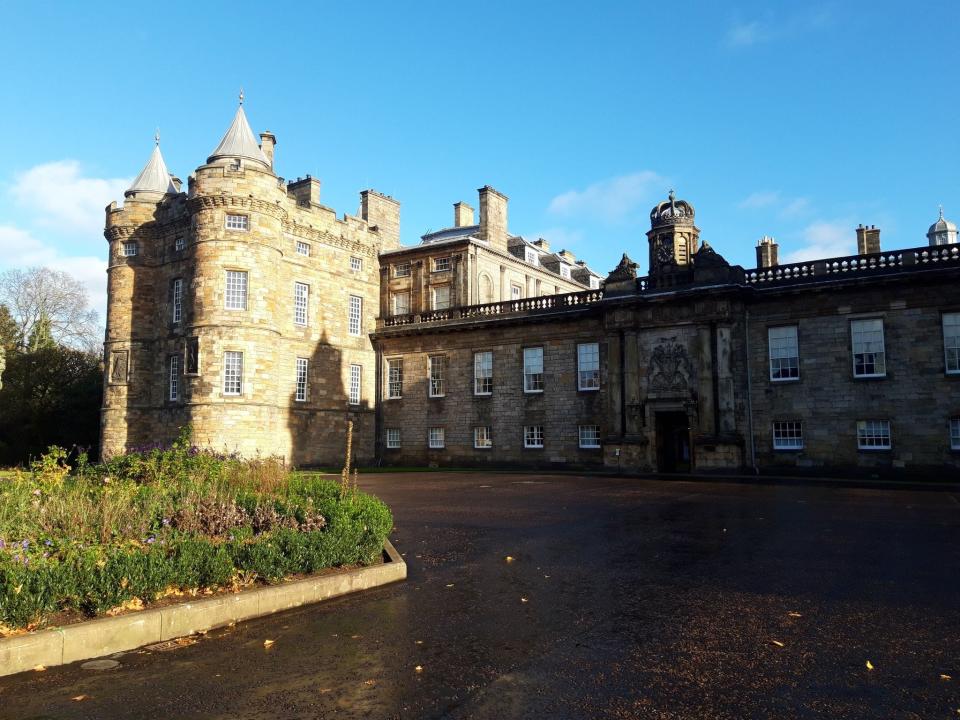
left=364, top=679, right=376, bottom=686
left=351, top=634, right=361, bottom=639
left=71, top=695, right=89, bottom=702
left=866, top=660, right=874, bottom=671
left=263, top=639, right=275, bottom=648
left=941, top=674, right=952, bottom=681
left=770, top=640, right=785, bottom=648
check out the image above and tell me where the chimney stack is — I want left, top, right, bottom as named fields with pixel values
left=453, top=201, right=475, bottom=228
left=360, top=189, right=401, bottom=251
left=259, top=131, right=277, bottom=169
left=288, top=176, right=321, bottom=207
left=856, top=224, right=881, bottom=255
left=478, top=186, right=509, bottom=252
left=756, top=235, right=779, bottom=268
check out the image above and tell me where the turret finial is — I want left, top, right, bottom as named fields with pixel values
left=239, top=88, right=244, bottom=106
left=668, top=189, right=675, bottom=202
left=155, top=128, right=160, bottom=146
left=940, top=204, right=945, bottom=220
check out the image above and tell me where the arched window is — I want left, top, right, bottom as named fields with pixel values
left=479, top=273, right=494, bottom=304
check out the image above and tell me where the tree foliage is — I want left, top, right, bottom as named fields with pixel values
left=0, top=347, right=103, bottom=465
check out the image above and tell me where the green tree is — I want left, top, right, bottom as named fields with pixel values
left=0, top=303, right=18, bottom=353
left=26, top=313, right=56, bottom=351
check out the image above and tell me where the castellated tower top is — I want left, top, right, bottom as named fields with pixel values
left=207, top=93, right=271, bottom=169
left=125, top=133, right=177, bottom=199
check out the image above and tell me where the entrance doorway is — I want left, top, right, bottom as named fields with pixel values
left=655, top=411, right=691, bottom=473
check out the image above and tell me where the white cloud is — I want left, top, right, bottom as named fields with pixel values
left=10, top=160, right=129, bottom=239
left=0, top=224, right=107, bottom=322
left=782, top=219, right=855, bottom=263
left=530, top=226, right=585, bottom=249
left=738, top=191, right=780, bottom=210
left=726, top=21, right=768, bottom=48
left=547, top=171, right=666, bottom=224
left=724, top=7, right=834, bottom=49
left=780, top=197, right=811, bottom=218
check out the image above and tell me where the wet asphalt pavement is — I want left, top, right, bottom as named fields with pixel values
left=1, top=472, right=959, bottom=719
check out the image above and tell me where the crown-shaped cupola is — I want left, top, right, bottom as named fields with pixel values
left=125, top=132, right=178, bottom=199
left=207, top=91, right=271, bottom=170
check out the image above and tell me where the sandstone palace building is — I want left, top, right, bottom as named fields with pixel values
left=102, top=99, right=960, bottom=476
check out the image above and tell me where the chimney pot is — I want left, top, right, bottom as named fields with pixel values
left=453, top=201, right=475, bottom=228
left=259, top=131, right=277, bottom=170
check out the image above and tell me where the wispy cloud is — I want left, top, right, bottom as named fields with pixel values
left=738, top=191, right=781, bottom=210
left=726, top=20, right=769, bottom=48
left=530, top=226, right=585, bottom=249
left=724, top=7, right=834, bottom=49
left=782, top=219, right=855, bottom=263
left=547, top=171, right=666, bottom=224
left=738, top=190, right=812, bottom=219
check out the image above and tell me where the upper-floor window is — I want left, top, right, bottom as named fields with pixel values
left=579, top=425, right=601, bottom=449
left=433, top=285, right=451, bottom=311
left=350, top=256, right=362, bottom=272
left=296, top=241, right=310, bottom=256
left=474, top=426, right=492, bottom=449
left=474, top=351, right=493, bottom=395
left=223, top=351, right=243, bottom=396
left=225, top=214, right=248, bottom=231
left=387, top=358, right=403, bottom=398
left=951, top=417, right=960, bottom=450
left=433, top=257, right=451, bottom=272
left=175, top=236, right=186, bottom=251
left=429, top=355, right=445, bottom=397
left=393, top=291, right=410, bottom=316
left=122, top=242, right=138, bottom=257
left=768, top=326, right=799, bottom=381
left=559, top=265, right=571, bottom=279
left=857, top=419, right=891, bottom=450
left=171, top=278, right=183, bottom=325
left=524, top=425, right=544, bottom=448
left=943, top=313, right=960, bottom=374
left=851, top=318, right=886, bottom=377
left=349, top=364, right=361, bottom=405
left=294, top=282, right=309, bottom=326
left=589, top=277, right=600, bottom=290
left=772, top=421, right=803, bottom=450
left=295, top=357, right=309, bottom=402
left=348, top=295, right=362, bottom=336
left=394, top=263, right=411, bottom=278
left=225, top=270, right=248, bottom=310
left=511, top=284, right=523, bottom=300
left=525, top=248, right=539, bottom=265
left=523, top=347, right=544, bottom=393
left=577, top=343, right=600, bottom=390
left=168, top=354, right=180, bottom=402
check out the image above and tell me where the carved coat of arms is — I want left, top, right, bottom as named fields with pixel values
left=648, top=342, right=693, bottom=393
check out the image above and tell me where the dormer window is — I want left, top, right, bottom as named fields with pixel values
left=525, top=248, right=538, bottom=266
left=589, top=277, right=600, bottom=290
left=559, top=265, right=571, bottom=279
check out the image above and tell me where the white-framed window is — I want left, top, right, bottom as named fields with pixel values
left=295, top=357, right=309, bottom=402
left=857, top=420, right=891, bottom=450
left=474, top=351, right=493, bottom=395
left=432, top=285, right=451, bottom=310
left=511, top=284, right=522, bottom=300
left=523, top=347, right=544, bottom=393
left=348, top=295, right=362, bottom=336
left=172, top=278, right=183, bottom=325
left=525, top=248, right=539, bottom=265
left=589, top=277, right=600, bottom=290
left=122, top=242, right=138, bottom=257
left=175, top=236, right=186, bottom=251
left=394, top=263, right=411, bottom=278
left=851, top=318, right=886, bottom=377
left=524, top=425, right=544, bottom=448
left=433, top=257, right=451, bottom=272
left=225, top=270, right=248, bottom=310
left=579, top=425, right=600, bottom=448
left=577, top=343, right=600, bottom=390
left=772, top=421, right=803, bottom=450
left=560, top=265, right=571, bottom=279
left=168, top=354, right=180, bottom=402
left=950, top=418, right=960, bottom=450
left=387, top=358, right=403, bottom=398
left=428, top=427, right=445, bottom=448
left=768, top=326, right=799, bottom=381
left=294, top=282, right=309, bottom=326
left=428, top=355, right=445, bottom=397
left=223, top=351, right=243, bottom=396
left=474, top=426, right=492, bottom=449
left=385, top=428, right=401, bottom=449
left=350, top=256, right=362, bottom=272
left=349, top=364, right=361, bottom=405
left=296, top=240, right=310, bottom=256
left=943, top=313, right=960, bottom=374
left=225, top=214, right=248, bottom=231
left=393, top=291, right=410, bottom=316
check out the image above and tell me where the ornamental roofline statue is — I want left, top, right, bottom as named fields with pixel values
left=650, top=189, right=695, bottom=229
left=207, top=90, right=271, bottom=169
left=606, top=253, right=638, bottom=283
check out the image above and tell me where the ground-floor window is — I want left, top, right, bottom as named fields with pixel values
left=474, top=426, right=492, bottom=449
left=524, top=425, right=544, bottom=449
left=951, top=418, right=960, bottom=450
left=429, top=427, right=445, bottom=449
left=223, top=351, right=243, bottom=396
left=578, top=425, right=600, bottom=448
left=857, top=420, right=891, bottom=450
left=772, top=421, right=803, bottom=450
left=385, top=428, right=401, bottom=449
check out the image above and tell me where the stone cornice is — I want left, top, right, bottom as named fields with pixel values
left=187, top=194, right=287, bottom=221
left=282, top=220, right=378, bottom=257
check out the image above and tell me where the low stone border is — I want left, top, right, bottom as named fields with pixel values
left=0, top=540, right=405, bottom=678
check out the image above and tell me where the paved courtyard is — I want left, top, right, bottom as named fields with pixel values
left=1, top=473, right=958, bottom=719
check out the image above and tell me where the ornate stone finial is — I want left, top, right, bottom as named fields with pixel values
left=668, top=189, right=675, bottom=202
left=154, top=128, right=160, bottom=146
left=940, top=204, right=945, bottom=221
left=239, top=88, right=244, bottom=106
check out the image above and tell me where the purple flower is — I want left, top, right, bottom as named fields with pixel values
left=42, top=552, right=49, bottom=558
left=21, top=540, right=29, bottom=549
left=146, top=536, right=156, bottom=544
left=44, top=540, right=53, bottom=547
left=0, top=539, right=6, bottom=550
left=162, top=518, right=170, bottom=526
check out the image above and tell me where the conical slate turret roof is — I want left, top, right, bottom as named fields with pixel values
left=207, top=95, right=269, bottom=168
left=126, top=138, right=177, bottom=197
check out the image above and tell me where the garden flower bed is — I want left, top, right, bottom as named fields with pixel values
left=0, top=432, right=392, bottom=632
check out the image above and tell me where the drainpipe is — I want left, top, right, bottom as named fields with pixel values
left=744, top=306, right=758, bottom=474
left=374, top=341, right=383, bottom=466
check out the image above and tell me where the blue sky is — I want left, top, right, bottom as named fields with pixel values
left=0, top=1, right=956, bottom=320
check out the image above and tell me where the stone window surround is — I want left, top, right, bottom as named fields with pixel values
left=223, top=350, right=244, bottom=396
left=122, top=242, right=139, bottom=257
left=772, top=420, right=803, bottom=450
left=523, top=425, right=544, bottom=449
left=224, top=269, right=248, bottom=311
left=943, top=312, right=960, bottom=375
left=171, top=278, right=183, bottom=326
left=432, top=257, right=451, bottom=273
left=224, top=213, right=249, bottom=231
left=175, top=236, right=186, bottom=251
left=523, top=346, right=544, bottom=393
left=295, top=357, right=309, bottom=402
left=386, top=357, right=403, bottom=399
left=428, top=427, right=445, bottom=449
left=474, top=351, right=493, bottom=395
left=577, top=342, right=601, bottom=391
left=857, top=419, right=891, bottom=450
left=394, top=263, right=411, bottom=278
left=474, top=426, right=492, bottom=449
left=348, top=295, right=363, bottom=336
left=850, top=317, right=886, bottom=379
left=768, top=324, right=800, bottom=382
left=428, top=355, right=445, bottom=398
left=578, top=424, right=601, bottom=449
left=350, top=256, right=363, bottom=272
left=168, top=354, right=180, bottom=402
left=296, top=240, right=311, bottom=257
left=432, top=285, right=451, bottom=311
left=294, top=282, right=309, bottom=326
left=348, top=363, right=362, bottom=406
left=385, top=428, right=401, bottom=449
left=950, top=417, right=960, bottom=450
left=393, top=291, right=411, bottom=316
